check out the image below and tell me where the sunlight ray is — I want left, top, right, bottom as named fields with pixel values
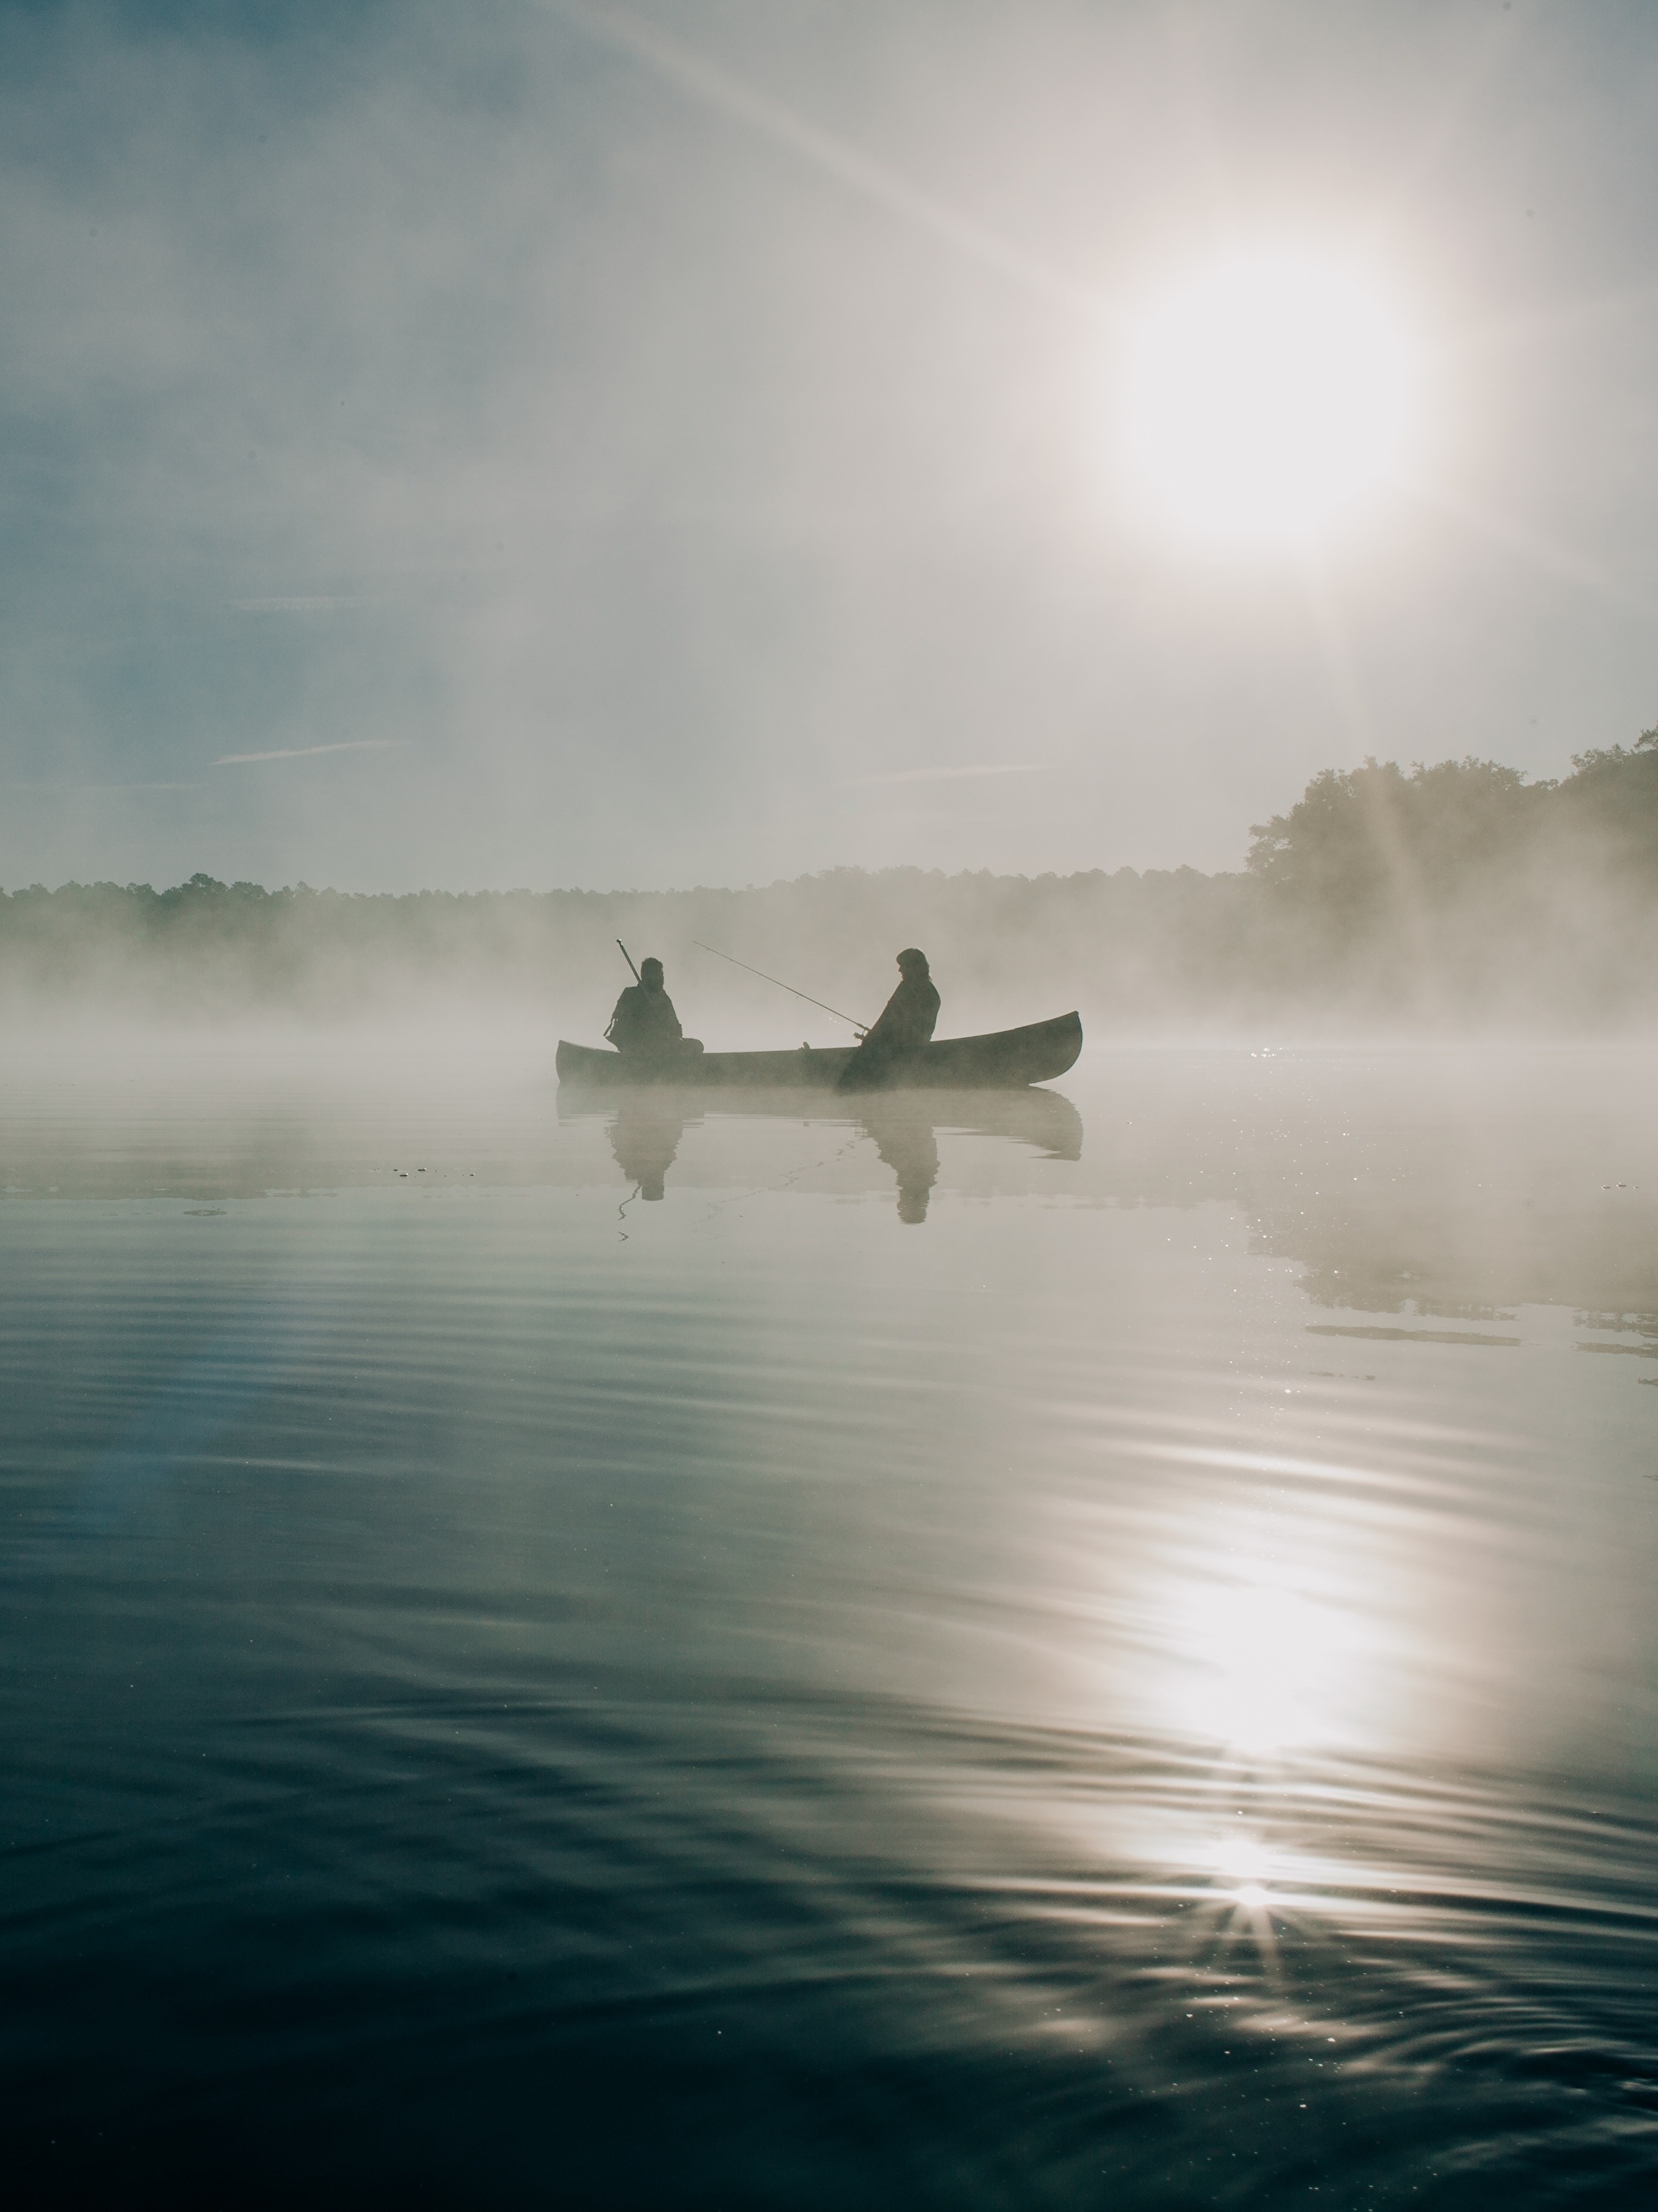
left=541, top=0, right=1107, bottom=320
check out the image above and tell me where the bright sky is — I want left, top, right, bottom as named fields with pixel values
left=2, top=0, right=1656, bottom=893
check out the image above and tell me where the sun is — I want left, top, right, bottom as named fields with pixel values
left=1117, top=250, right=1421, bottom=547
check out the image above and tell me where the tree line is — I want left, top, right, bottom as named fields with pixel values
left=3, top=729, right=1656, bottom=1029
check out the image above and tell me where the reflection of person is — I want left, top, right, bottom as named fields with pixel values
left=861, top=1104, right=940, bottom=1224
left=609, top=1106, right=686, bottom=1201
left=606, top=958, right=704, bottom=1061
left=838, top=948, right=940, bottom=1091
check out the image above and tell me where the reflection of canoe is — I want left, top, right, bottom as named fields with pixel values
left=558, top=1083, right=1082, bottom=1161
left=861, top=1086, right=1084, bottom=1163
left=555, top=1012, right=1082, bottom=1091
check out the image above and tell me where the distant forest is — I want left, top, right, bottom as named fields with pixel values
left=6, top=730, right=1658, bottom=1032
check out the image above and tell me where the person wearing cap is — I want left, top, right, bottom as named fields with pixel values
left=837, top=948, right=939, bottom=1089
left=606, top=957, right=704, bottom=1061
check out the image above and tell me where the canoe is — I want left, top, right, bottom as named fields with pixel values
left=555, top=1011, right=1082, bottom=1091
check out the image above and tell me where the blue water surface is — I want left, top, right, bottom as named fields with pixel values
left=4, top=1035, right=1657, bottom=2208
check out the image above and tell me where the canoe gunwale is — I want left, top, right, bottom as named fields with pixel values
left=555, top=1011, right=1082, bottom=1091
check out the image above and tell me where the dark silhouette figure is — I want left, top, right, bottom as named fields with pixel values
left=837, top=948, right=940, bottom=1091
left=609, top=1104, right=687, bottom=1201
left=606, top=957, right=704, bottom=1061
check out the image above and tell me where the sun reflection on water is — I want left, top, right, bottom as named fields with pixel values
left=1167, top=1563, right=1365, bottom=1759
left=1140, top=1522, right=1401, bottom=1947
left=1212, top=1835, right=1272, bottom=1894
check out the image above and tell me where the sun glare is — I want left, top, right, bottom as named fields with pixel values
left=1118, top=251, right=1421, bottom=547
left=1167, top=1568, right=1358, bottom=1757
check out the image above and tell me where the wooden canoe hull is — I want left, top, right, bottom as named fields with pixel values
left=555, top=1011, right=1082, bottom=1091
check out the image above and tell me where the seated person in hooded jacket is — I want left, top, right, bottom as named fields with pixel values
left=606, top=957, right=703, bottom=1058
left=858, top=947, right=940, bottom=1052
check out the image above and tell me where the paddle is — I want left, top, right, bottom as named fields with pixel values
left=691, top=942, right=869, bottom=1036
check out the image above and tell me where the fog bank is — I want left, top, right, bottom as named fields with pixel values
left=6, top=734, right=1658, bottom=1039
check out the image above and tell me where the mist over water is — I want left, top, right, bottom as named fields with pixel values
left=12, top=725, right=1658, bottom=1036
left=6, top=1029, right=1658, bottom=2206
left=8, top=0, right=1658, bottom=2201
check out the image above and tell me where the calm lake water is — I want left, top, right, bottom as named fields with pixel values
left=5, top=1031, right=1658, bottom=2208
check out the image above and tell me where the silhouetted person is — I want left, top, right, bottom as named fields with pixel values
left=606, top=957, right=704, bottom=1062
left=837, top=947, right=940, bottom=1091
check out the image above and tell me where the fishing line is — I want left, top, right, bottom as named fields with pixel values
left=691, top=941, right=869, bottom=1034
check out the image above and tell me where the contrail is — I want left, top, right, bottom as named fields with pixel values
left=849, top=763, right=1044, bottom=786
left=538, top=0, right=1111, bottom=324
left=231, top=596, right=386, bottom=613
left=211, top=739, right=409, bottom=767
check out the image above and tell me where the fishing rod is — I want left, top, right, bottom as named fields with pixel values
left=691, top=941, right=869, bottom=1035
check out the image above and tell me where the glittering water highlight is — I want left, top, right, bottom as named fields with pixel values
left=4, top=1033, right=1657, bottom=2208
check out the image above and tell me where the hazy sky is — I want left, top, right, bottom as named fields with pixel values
left=3, top=0, right=1656, bottom=892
